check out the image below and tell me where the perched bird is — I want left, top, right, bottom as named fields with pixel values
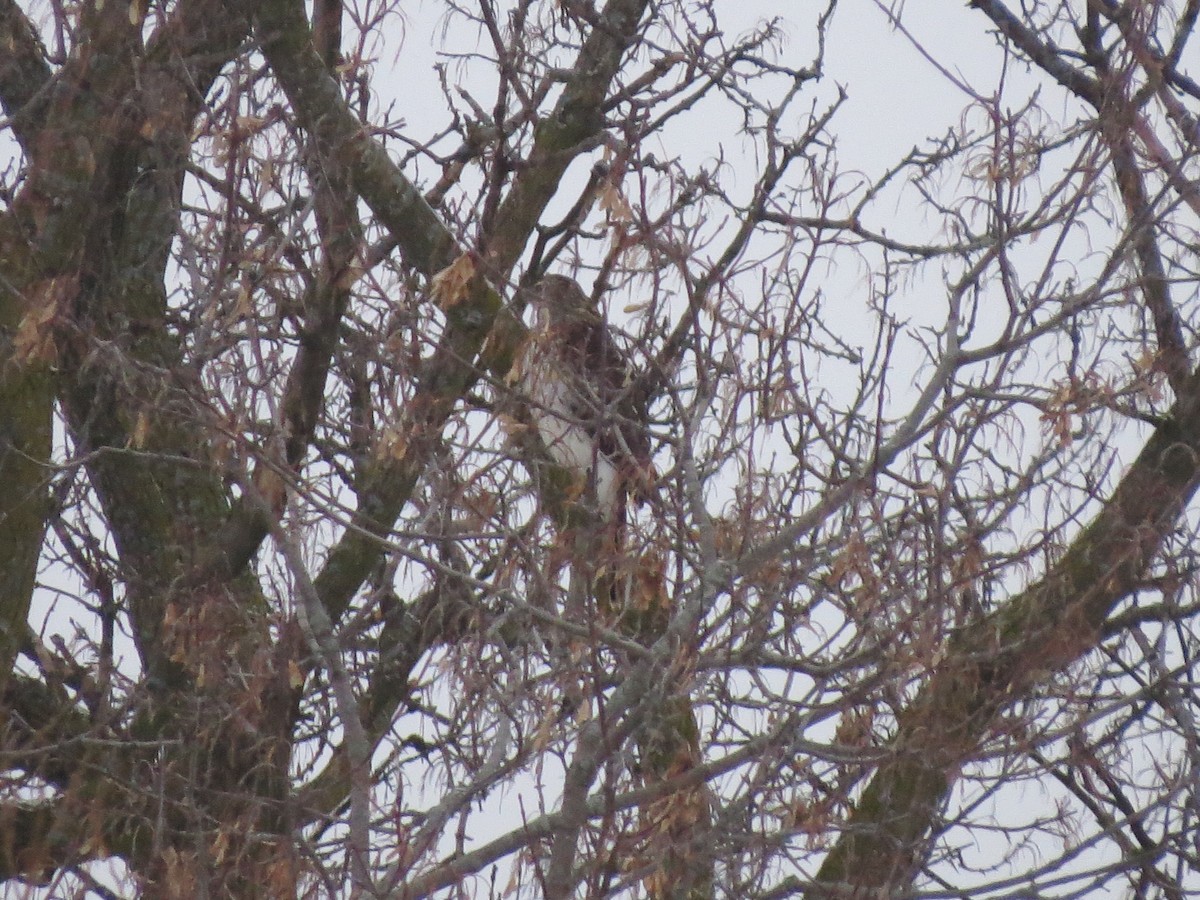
left=514, top=274, right=654, bottom=523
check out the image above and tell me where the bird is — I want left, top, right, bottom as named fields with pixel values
left=511, top=274, right=667, bottom=631
left=513, top=274, right=654, bottom=524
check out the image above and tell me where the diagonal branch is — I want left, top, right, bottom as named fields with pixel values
left=248, top=0, right=653, bottom=623
left=967, top=0, right=1102, bottom=104
left=817, top=365, right=1200, bottom=892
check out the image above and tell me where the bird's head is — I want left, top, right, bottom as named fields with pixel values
left=528, top=274, right=602, bottom=329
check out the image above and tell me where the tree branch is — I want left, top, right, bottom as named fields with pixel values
left=967, top=0, right=1102, bottom=105
left=817, top=366, right=1200, bottom=892
left=0, top=0, right=52, bottom=147
left=249, top=0, right=653, bottom=623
